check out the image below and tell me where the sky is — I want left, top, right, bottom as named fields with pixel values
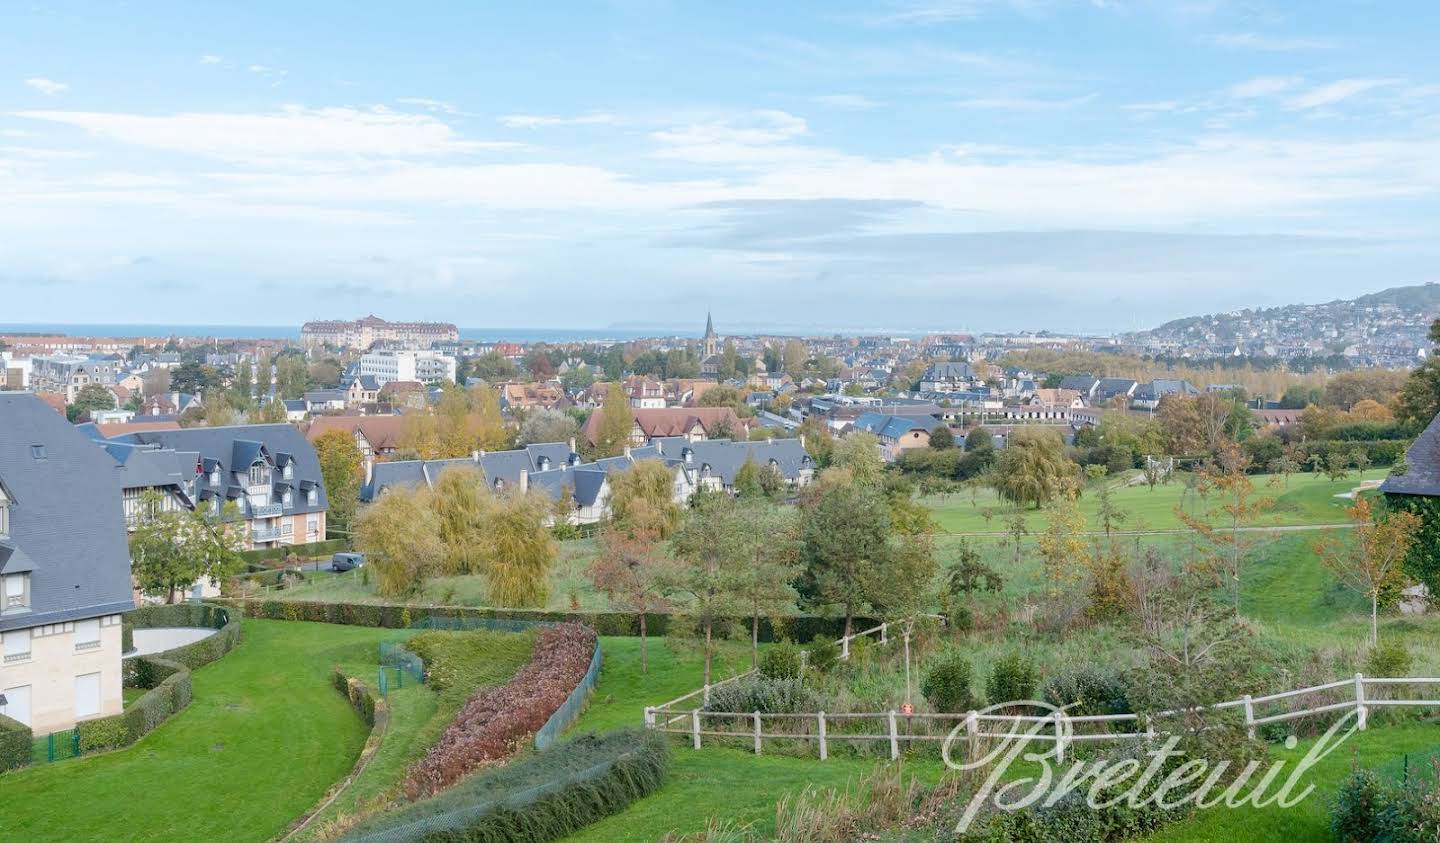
left=2, top=1, right=1439, bottom=335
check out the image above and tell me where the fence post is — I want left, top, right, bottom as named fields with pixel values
left=1354, top=673, right=1368, bottom=731
left=691, top=709, right=701, bottom=750
left=1144, top=714, right=1155, bottom=741
left=396, top=666, right=402, bottom=689
left=966, top=710, right=979, bottom=761
left=1242, top=694, right=1255, bottom=739
left=841, top=635, right=849, bottom=660
left=72, top=728, right=80, bottom=757
left=1052, top=710, right=1065, bottom=764
left=644, top=706, right=655, bottom=728
left=753, top=711, right=763, bottom=755
left=880, top=623, right=887, bottom=645
left=378, top=668, right=387, bottom=697
left=817, top=711, right=828, bottom=761
left=887, top=710, right=899, bottom=760
left=47, top=732, right=55, bottom=762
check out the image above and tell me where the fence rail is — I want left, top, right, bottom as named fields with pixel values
left=646, top=674, right=1440, bottom=762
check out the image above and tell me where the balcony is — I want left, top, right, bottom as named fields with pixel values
left=251, top=503, right=282, bottom=518
left=74, top=640, right=101, bottom=653
left=252, top=526, right=283, bottom=542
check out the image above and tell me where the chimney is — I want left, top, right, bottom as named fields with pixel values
left=623, top=446, right=631, bottom=459
left=364, top=456, right=374, bottom=487
left=518, top=469, right=528, bottom=494
left=568, top=437, right=576, bottom=454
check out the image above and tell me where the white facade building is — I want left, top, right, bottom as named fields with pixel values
left=357, top=349, right=457, bottom=386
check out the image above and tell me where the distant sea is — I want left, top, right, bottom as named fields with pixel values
left=0, top=323, right=681, bottom=343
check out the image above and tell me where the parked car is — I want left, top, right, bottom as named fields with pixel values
left=331, top=552, right=365, bottom=572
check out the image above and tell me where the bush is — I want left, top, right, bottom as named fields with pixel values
left=1331, top=769, right=1389, bottom=842
left=703, top=678, right=821, bottom=715
left=922, top=654, right=978, bottom=713
left=1041, top=666, right=1131, bottom=716
left=333, top=670, right=386, bottom=729
left=759, top=641, right=803, bottom=680
left=1367, top=639, right=1414, bottom=677
left=986, top=653, right=1039, bottom=705
left=77, top=716, right=130, bottom=753
left=121, top=620, right=134, bottom=654
left=947, top=604, right=975, bottom=633
left=342, top=729, right=668, bottom=843
left=806, top=636, right=840, bottom=675
left=238, top=538, right=348, bottom=565
left=0, top=713, right=31, bottom=772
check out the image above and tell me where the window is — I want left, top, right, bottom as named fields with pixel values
left=29, top=444, right=46, bottom=462
left=283, top=464, right=294, bottom=480
left=0, top=491, right=8, bottom=537
left=74, top=618, right=101, bottom=652
left=306, top=489, right=317, bottom=506
left=3, top=628, right=31, bottom=663
left=281, top=490, right=293, bottom=508
left=210, top=468, right=221, bottom=487
left=248, top=461, right=270, bottom=486
left=3, top=574, right=27, bottom=610
left=0, top=685, right=30, bottom=727
left=74, top=672, right=100, bottom=720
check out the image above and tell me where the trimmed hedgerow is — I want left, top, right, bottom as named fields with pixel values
left=332, top=668, right=387, bottom=729
left=223, top=598, right=875, bottom=641
left=341, top=729, right=668, bottom=843
left=127, top=602, right=241, bottom=670
left=0, top=713, right=31, bottom=772
left=238, top=538, right=349, bottom=565
left=405, top=623, right=598, bottom=799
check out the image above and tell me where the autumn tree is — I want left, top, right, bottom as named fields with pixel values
left=314, top=429, right=363, bottom=535
left=477, top=491, right=556, bottom=608
left=781, top=339, right=808, bottom=375
left=667, top=492, right=747, bottom=685
left=517, top=407, right=579, bottom=445
left=796, top=475, right=893, bottom=637
left=1036, top=491, right=1088, bottom=593
left=1177, top=446, right=1274, bottom=616
left=355, top=490, right=446, bottom=597
left=831, top=431, right=885, bottom=488
left=992, top=427, right=1075, bottom=509
left=430, top=467, right=489, bottom=574
left=1315, top=498, right=1422, bottom=646
left=608, top=460, right=681, bottom=538
left=468, top=383, right=509, bottom=451
left=592, top=382, right=635, bottom=458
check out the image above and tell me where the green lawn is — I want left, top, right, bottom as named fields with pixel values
left=0, top=620, right=385, bottom=843
left=922, top=469, right=1387, bottom=535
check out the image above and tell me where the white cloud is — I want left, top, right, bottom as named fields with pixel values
left=498, top=112, right=620, bottom=129
left=1229, top=76, right=1303, bottom=99
left=954, top=93, right=1097, bottom=110
left=1204, top=32, right=1336, bottom=51
left=24, top=78, right=68, bottom=96
left=396, top=97, right=464, bottom=115
left=1286, top=78, right=1400, bottom=110
left=14, top=106, right=517, bottom=163
left=199, top=55, right=222, bottom=65
left=812, top=94, right=882, bottom=109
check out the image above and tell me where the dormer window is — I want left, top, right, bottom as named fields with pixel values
left=282, top=490, right=293, bottom=508
left=306, top=488, right=317, bottom=506
left=537, top=456, right=550, bottom=471
left=248, top=461, right=270, bottom=486
left=0, top=490, right=9, bottom=538
left=210, top=468, right=221, bottom=487
left=283, top=464, right=294, bottom=480
left=4, top=573, right=29, bottom=611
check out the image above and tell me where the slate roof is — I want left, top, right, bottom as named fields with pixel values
left=1093, top=378, right=1139, bottom=400
left=921, top=362, right=976, bottom=381
left=0, top=393, right=135, bottom=631
left=1381, top=411, right=1440, bottom=496
left=360, top=441, right=581, bottom=501
left=1134, top=379, right=1200, bottom=402
left=851, top=412, right=942, bottom=440
left=112, top=424, right=328, bottom=516
left=1056, top=375, right=1100, bottom=394
left=668, top=438, right=815, bottom=486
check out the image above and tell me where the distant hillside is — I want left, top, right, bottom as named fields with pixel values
left=1128, top=283, right=1440, bottom=366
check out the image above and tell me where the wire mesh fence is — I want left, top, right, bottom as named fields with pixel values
left=535, top=639, right=602, bottom=750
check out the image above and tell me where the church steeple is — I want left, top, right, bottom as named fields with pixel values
left=703, top=312, right=719, bottom=359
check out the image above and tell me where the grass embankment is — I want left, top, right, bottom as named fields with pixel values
left=1, top=620, right=379, bottom=842
left=298, top=628, right=535, bottom=840
left=921, top=469, right=1387, bottom=534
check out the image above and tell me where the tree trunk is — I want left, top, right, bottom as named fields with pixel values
left=751, top=613, right=760, bottom=669
left=1371, top=591, right=1379, bottom=648
left=844, top=610, right=853, bottom=639
left=639, top=612, right=649, bottom=674
left=703, top=620, right=713, bottom=688
left=166, top=584, right=176, bottom=604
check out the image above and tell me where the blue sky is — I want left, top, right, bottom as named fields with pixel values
left=2, top=1, right=1438, bottom=334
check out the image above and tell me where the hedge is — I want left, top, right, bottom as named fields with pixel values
left=70, top=603, right=241, bottom=756
left=0, top=713, right=30, bottom=773
left=239, top=538, right=349, bottom=565
left=341, top=729, right=669, bottom=842
left=333, top=669, right=386, bottom=729
left=224, top=598, right=875, bottom=642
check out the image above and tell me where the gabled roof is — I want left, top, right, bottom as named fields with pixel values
left=852, top=412, right=941, bottom=440
left=1382, top=412, right=1440, bottom=496
left=671, top=438, right=815, bottom=486
left=0, top=393, right=135, bottom=631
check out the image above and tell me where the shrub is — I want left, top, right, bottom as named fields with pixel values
left=121, top=620, right=134, bottom=654
left=343, top=730, right=667, bottom=842
left=0, top=713, right=30, bottom=773
left=1041, top=666, right=1131, bottom=716
left=922, top=654, right=978, bottom=713
left=806, top=636, right=840, bottom=675
left=846, top=634, right=876, bottom=669
left=703, top=678, right=821, bottom=715
left=405, top=623, right=597, bottom=798
left=1331, top=769, right=1389, bottom=843
left=759, top=641, right=803, bottom=680
left=77, top=716, right=130, bottom=753
left=947, top=604, right=975, bottom=633
left=986, top=653, right=1039, bottom=705
left=1367, top=639, right=1414, bottom=677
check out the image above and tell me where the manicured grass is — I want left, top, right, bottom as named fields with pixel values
left=0, top=620, right=385, bottom=843
left=921, top=469, right=1388, bottom=534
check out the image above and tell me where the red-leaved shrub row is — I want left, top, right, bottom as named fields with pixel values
left=404, top=623, right=598, bottom=799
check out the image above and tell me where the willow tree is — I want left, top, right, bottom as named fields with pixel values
left=992, top=427, right=1076, bottom=509
left=478, top=492, right=557, bottom=608
left=608, top=460, right=681, bottom=538
left=430, top=467, right=489, bottom=574
left=355, top=490, right=446, bottom=597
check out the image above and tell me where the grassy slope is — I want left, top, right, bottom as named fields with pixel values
left=921, top=469, right=1387, bottom=534
left=1, top=620, right=380, bottom=843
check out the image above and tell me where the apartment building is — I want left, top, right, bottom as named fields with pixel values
left=301, top=315, right=459, bottom=350
left=357, top=349, right=457, bottom=386
left=0, top=394, right=134, bottom=735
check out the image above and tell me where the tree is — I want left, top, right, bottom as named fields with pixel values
left=68, top=383, right=116, bottom=421
left=518, top=407, right=579, bottom=445
left=230, top=360, right=254, bottom=407
left=668, top=492, right=748, bottom=686
left=992, top=427, right=1075, bottom=509
left=590, top=524, right=672, bottom=673
left=593, top=383, right=635, bottom=458
left=478, top=492, right=556, bottom=607
left=170, top=361, right=218, bottom=395
left=1086, top=464, right=1128, bottom=537
left=731, top=501, right=802, bottom=666
left=468, top=383, right=510, bottom=451
left=523, top=348, right=556, bottom=380
left=831, top=431, right=885, bottom=488
left=1036, top=491, right=1088, bottom=593
left=964, top=426, right=993, bottom=452
left=1323, top=370, right=1407, bottom=411
left=254, top=398, right=288, bottom=423
left=129, top=492, right=245, bottom=603
left=608, top=460, right=682, bottom=538
left=466, top=352, right=519, bottom=383
left=733, top=457, right=765, bottom=500
left=796, top=477, right=892, bottom=637
left=945, top=539, right=1003, bottom=607
left=1315, top=498, right=1421, bottom=646
left=430, top=467, right=489, bottom=575
left=929, top=425, right=955, bottom=450
left=314, top=430, right=363, bottom=535
left=273, top=354, right=310, bottom=400
left=781, top=340, right=808, bottom=375
left=797, top=417, right=835, bottom=468
left=398, top=413, right=443, bottom=459
left=355, top=490, right=446, bottom=597
left=1178, top=446, right=1274, bottom=616
left=698, top=385, right=744, bottom=409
